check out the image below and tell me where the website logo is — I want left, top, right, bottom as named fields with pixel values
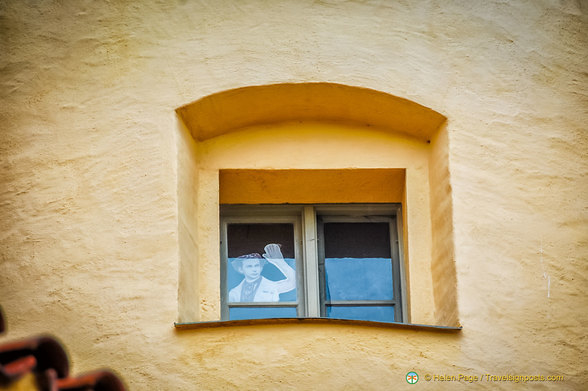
left=406, top=371, right=419, bottom=384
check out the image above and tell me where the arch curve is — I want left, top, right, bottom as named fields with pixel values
left=176, top=83, right=446, bottom=142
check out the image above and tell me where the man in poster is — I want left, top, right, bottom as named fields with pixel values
left=229, top=243, right=296, bottom=302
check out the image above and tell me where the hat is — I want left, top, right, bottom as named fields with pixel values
left=230, top=253, right=267, bottom=273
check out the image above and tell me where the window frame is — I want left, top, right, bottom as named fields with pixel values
left=220, top=203, right=406, bottom=323
left=220, top=212, right=304, bottom=320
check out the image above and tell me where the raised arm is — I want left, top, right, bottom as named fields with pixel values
left=262, top=243, right=296, bottom=294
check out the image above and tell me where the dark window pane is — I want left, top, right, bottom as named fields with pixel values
left=227, top=224, right=297, bottom=303
left=324, top=257, right=393, bottom=300
left=228, top=224, right=294, bottom=258
left=326, top=305, right=395, bottom=323
left=229, top=306, right=297, bottom=320
left=323, top=222, right=391, bottom=258
left=323, top=222, right=393, bottom=301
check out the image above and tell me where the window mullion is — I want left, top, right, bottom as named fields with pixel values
left=325, top=300, right=398, bottom=306
left=302, top=206, right=320, bottom=317
left=229, top=302, right=298, bottom=307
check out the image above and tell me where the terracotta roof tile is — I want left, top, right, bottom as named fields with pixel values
left=0, top=307, right=126, bottom=391
left=0, top=335, right=69, bottom=380
left=57, top=370, right=125, bottom=391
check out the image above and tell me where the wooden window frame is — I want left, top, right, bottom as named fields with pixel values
left=220, top=204, right=406, bottom=323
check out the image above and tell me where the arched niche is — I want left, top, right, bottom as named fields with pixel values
left=176, top=82, right=446, bottom=142
left=175, top=83, right=458, bottom=328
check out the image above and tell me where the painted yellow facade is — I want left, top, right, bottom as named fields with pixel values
left=1, top=1, right=586, bottom=390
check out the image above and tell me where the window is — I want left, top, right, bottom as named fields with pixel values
left=220, top=204, right=404, bottom=323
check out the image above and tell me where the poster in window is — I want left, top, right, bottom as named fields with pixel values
left=227, top=224, right=297, bottom=303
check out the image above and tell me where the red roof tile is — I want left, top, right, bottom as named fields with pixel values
left=0, top=307, right=126, bottom=391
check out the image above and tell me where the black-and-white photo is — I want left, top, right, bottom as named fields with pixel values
left=229, top=243, right=296, bottom=302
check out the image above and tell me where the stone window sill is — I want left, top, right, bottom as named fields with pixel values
left=174, top=317, right=462, bottom=332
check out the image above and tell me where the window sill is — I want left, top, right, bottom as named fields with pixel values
left=174, top=318, right=462, bottom=333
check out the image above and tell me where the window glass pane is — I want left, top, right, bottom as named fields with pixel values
left=229, top=306, right=297, bottom=320
left=324, top=258, right=393, bottom=300
left=323, top=222, right=393, bottom=301
left=227, top=223, right=297, bottom=303
left=326, top=305, right=395, bottom=323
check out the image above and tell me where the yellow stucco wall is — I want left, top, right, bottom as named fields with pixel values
left=219, top=169, right=406, bottom=205
left=1, top=1, right=586, bottom=390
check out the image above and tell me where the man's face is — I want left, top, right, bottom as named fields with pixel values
left=240, top=259, right=262, bottom=281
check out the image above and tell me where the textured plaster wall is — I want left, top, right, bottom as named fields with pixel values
left=428, top=124, right=458, bottom=326
left=1, top=1, right=586, bottom=390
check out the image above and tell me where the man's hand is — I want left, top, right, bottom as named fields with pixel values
left=262, top=243, right=295, bottom=294
left=263, top=243, right=284, bottom=261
